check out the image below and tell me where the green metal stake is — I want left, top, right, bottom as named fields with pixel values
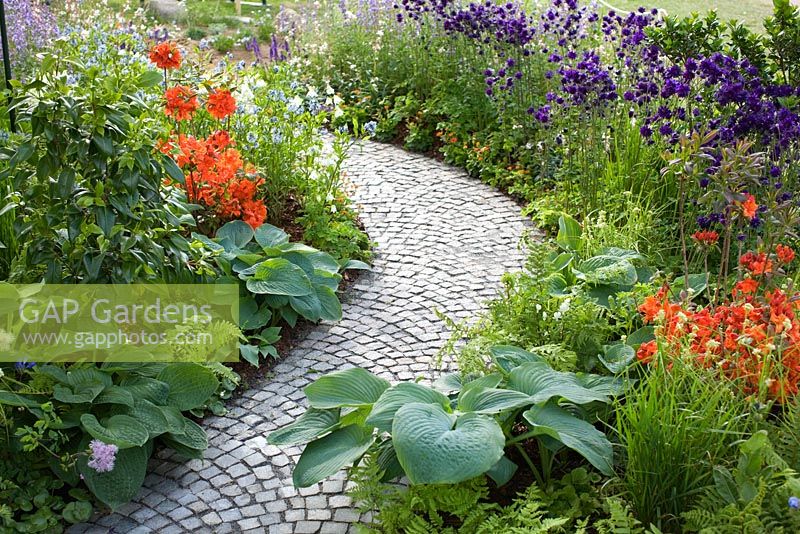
left=0, top=0, right=15, bottom=133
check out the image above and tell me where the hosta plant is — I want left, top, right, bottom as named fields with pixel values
left=268, top=345, right=627, bottom=488
left=195, top=220, right=369, bottom=365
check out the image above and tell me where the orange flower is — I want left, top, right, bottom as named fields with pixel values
left=206, top=89, right=237, bottom=120
left=691, top=230, right=719, bottom=246
left=739, top=251, right=773, bottom=275
left=149, top=42, right=182, bottom=70
left=636, top=340, right=657, bottom=364
left=734, top=278, right=759, bottom=295
left=740, top=194, right=758, bottom=220
left=164, top=85, right=199, bottom=121
left=776, top=244, right=795, bottom=264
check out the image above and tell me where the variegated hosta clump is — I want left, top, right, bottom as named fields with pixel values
left=269, top=345, right=628, bottom=488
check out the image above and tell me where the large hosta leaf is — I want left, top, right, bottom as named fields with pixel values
left=293, top=425, right=375, bottom=487
left=269, top=408, right=341, bottom=446
left=80, top=414, right=149, bottom=449
left=366, top=383, right=450, bottom=432
left=490, top=345, right=545, bottom=374
left=523, top=404, right=613, bottom=475
left=216, top=220, right=254, bottom=249
left=254, top=223, right=289, bottom=249
left=305, top=368, right=389, bottom=409
left=79, top=444, right=150, bottom=510
left=392, top=403, right=505, bottom=485
left=508, top=362, right=608, bottom=405
left=457, top=387, right=532, bottom=414
left=316, top=285, right=343, bottom=322
left=245, top=258, right=314, bottom=297
left=576, top=256, right=638, bottom=287
left=157, top=363, right=218, bottom=411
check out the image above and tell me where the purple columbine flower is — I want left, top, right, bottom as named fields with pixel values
left=87, top=440, right=118, bottom=473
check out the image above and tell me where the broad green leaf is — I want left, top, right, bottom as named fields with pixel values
left=137, top=70, right=163, bottom=88
left=547, top=273, right=570, bottom=297
left=53, top=383, right=105, bottom=404
left=550, top=252, right=574, bottom=272
left=366, top=383, right=450, bottom=432
left=457, top=387, right=532, bottom=414
left=523, top=404, right=613, bottom=475
left=392, top=403, right=505, bottom=485
left=293, top=425, right=375, bottom=487
left=625, top=326, right=655, bottom=347
left=157, top=363, right=219, bottom=411
left=671, top=273, right=709, bottom=299
left=431, top=372, right=502, bottom=395
left=341, top=259, right=371, bottom=271
left=216, top=220, right=254, bottom=249
left=269, top=408, right=341, bottom=446
left=557, top=214, right=582, bottom=252
left=165, top=418, right=207, bottom=450
left=576, top=256, right=637, bottom=286
left=486, top=455, right=518, bottom=487
left=305, top=368, right=389, bottom=409
left=239, top=343, right=260, bottom=366
left=254, top=223, right=289, bottom=249
left=118, top=377, right=169, bottom=405
left=123, top=399, right=181, bottom=438
left=508, top=362, right=608, bottom=405
left=316, top=285, right=342, bottom=322
left=79, top=444, right=149, bottom=509
left=598, top=344, right=635, bottom=373
left=94, top=385, right=135, bottom=407
left=575, top=374, right=629, bottom=396
left=490, top=345, right=545, bottom=374
left=245, top=258, right=314, bottom=297
left=377, top=440, right=405, bottom=482
left=289, top=293, right=322, bottom=321
left=80, top=414, right=149, bottom=449
left=0, top=390, right=42, bottom=408
left=239, top=297, right=271, bottom=330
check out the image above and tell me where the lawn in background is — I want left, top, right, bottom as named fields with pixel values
left=608, top=0, right=775, bottom=30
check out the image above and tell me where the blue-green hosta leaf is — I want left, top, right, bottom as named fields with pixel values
left=316, top=285, right=343, bottom=322
left=79, top=444, right=149, bottom=510
left=598, top=344, right=636, bottom=374
left=123, top=398, right=180, bottom=438
left=293, top=425, right=375, bottom=487
left=254, top=223, right=289, bottom=249
left=508, top=362, right=608, bottom=405
left=216, top=220, right=254, bottom=249
left=118, top=377, right=169, bottom=405
left=377, top=440, right=405, bottom=482
left=546, top=273, right=570, bottom=297
left=301, top=250, right=340, bottom=275
left=522, top=404, right=613, bottom=475
left=457, top=387, right=532, bottom=414
left=289, top=293, right=322, bottom=322
left=625, top=326, right=655, bottom=348
left=53, top=384, right=105, bottom=404
left=305, top=368, right=390, bottom=409
left=269, top=408, right=341, bottom=446
left=490, top=345, right=545, bottom=374
left=366, top=383, right=450, bottom=432
left=80, top=414, right=149, bottom=449
left=486, top=455, right=518, bottom=487
left=576, top=256, right=637, bottom=286
left=598, top=247, right=644, bottom=262
left=157, top=363, right=219, bottom=411
left=165, top=418, right=207, bottom=451
left=574, top=374, right=629, bottom=396
left=245, top=258, right=314, bottom=297
left=239, top=297, right=272, bottom=330
left=431, top=372, right=502, bottom=395
left=392, top=403, right=505, bottom=485
left=340, top=259, right=371, bottom=271
left=671, top=273, right=709, bottom=299
left=0, top=390, right=43, bottom=408
left=93, top=385, right=135, bottom=407
left=549, top=252, right=574, bottom=272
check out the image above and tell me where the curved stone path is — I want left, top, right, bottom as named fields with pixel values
left=71, top=141, right=532, bottom=534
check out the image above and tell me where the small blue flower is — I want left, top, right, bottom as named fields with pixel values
left=15, top=361, right=35, bottom=371
left=246, top=132, right=258, bottom=144
left=790, top=496, right=800, bottom=509
left=364, top=121, right=377, bottom=136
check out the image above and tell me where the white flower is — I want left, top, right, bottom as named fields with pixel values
left=0, top=329, right=13, bottom=352
left=558, top=299, right=571, bottom=314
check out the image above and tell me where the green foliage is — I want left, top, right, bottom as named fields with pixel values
left=682, top=431, right=800, bottom=532
left=0, top=362, right=219, bottom=515
left=615, top=360, right=759, bottom=531
left=0, top=51, right=205, bottom=284
left=212, top=34, right=235, bottom=53
left=269, top=347, right=625, bottom=489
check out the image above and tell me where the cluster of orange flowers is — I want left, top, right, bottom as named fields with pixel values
left=636, top=246, right=800, bottom=399
left=160, top=132, right=266, bottom=228
left=150, top=42, right=265, bottom=228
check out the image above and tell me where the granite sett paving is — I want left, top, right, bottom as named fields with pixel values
left=69, top=141, right=532, bottom=533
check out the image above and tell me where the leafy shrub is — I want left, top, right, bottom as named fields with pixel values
left=269, top=345, right=626, bottom=490
left=213, top=34, right=235, bottom=53
left=1, top=361, right=220, bottom=520
left=0, top=52, right=204, bottom=284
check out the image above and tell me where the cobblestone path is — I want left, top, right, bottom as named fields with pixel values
left=72, top=142, right=532, bottom=534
